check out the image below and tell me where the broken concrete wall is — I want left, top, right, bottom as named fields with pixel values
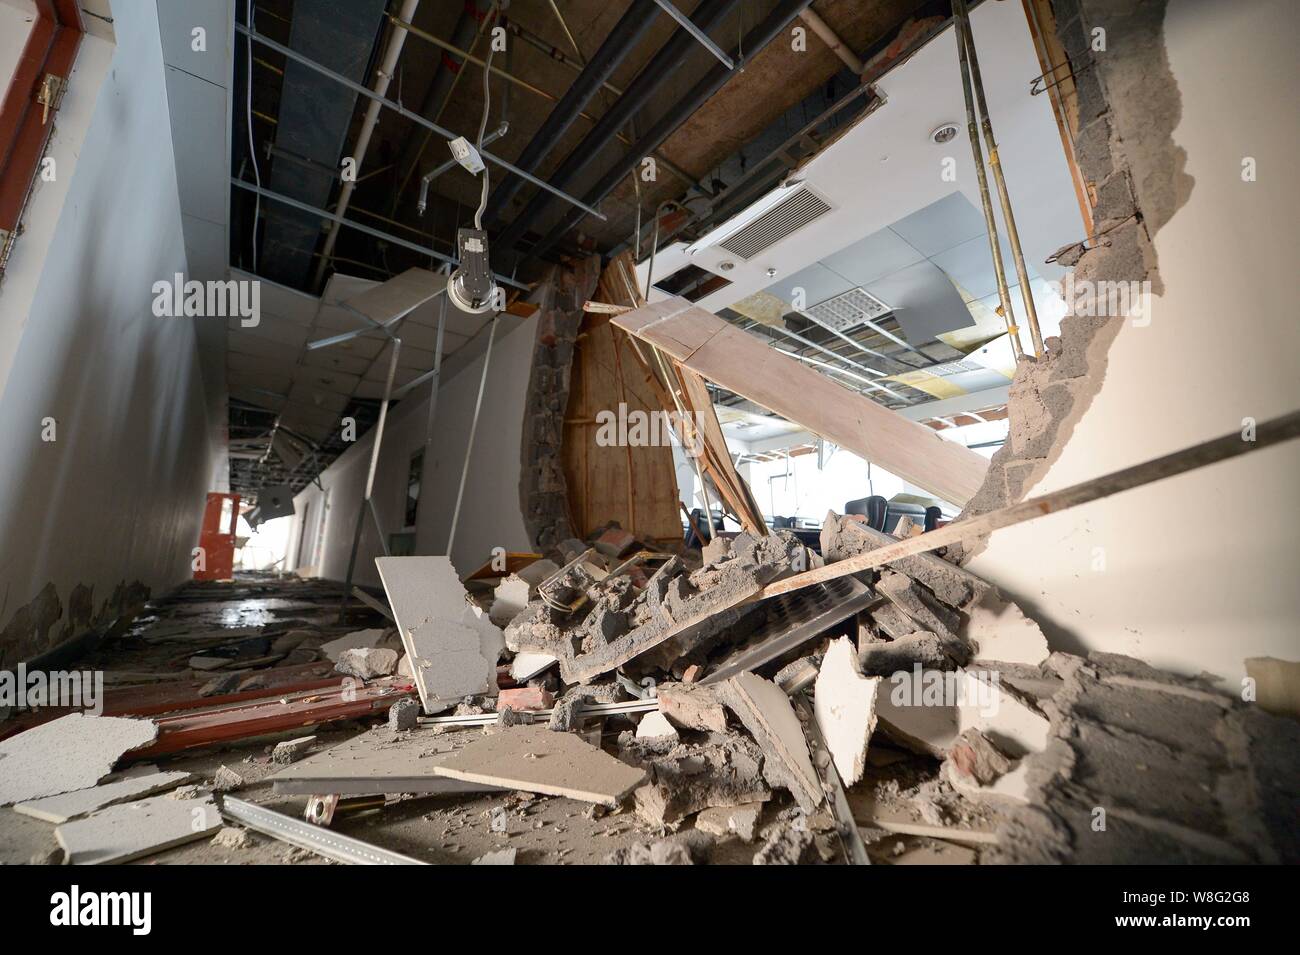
left=960, top=0, right=1300, bottom=687
left=518, top=255, right=600, bottom=552
left=0, top=3, right=218, bottom=666
left=290, top=299, right=541, bottom=582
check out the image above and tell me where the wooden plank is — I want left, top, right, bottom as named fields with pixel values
left=612, top=298, right=990, bottom=506
left=675, top=365, right=767, bottom=534
left=759, top=410, right=1300, bottom=600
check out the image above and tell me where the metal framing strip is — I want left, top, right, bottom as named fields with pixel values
left=652, top=0, right=734, bottom=69
left=235, top=22, right=606, bottom=222
left=229, top=177, right=526, bottom=291
left=221, top=797, right=429, bottom=865
left=416, top=698, right=659, bottom=727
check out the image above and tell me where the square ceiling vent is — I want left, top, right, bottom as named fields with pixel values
left=804, top=287, right=892, bottom=332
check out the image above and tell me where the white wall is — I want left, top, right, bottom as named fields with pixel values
left=289, top=313, right=536, bottom=584
left=0, top=1, right=218, bottom=662
left=969, top=0, right=1300, bottom=687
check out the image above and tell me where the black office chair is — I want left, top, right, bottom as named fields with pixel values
left=845, top=495, right=890, bottom=531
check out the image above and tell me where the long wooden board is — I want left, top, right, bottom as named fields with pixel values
left=612, top=298, right=990, bottom=506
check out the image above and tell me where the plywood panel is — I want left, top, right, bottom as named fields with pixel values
left=613, top=298, right=989, bottom=506
left=562, top=311, right=681, bottom=544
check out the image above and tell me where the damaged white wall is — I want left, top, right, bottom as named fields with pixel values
left=289, top=313, right=536, bottom=584
left=968, top=0, right=1300, bottom=688
left=0, top=0, right=219, bottom=662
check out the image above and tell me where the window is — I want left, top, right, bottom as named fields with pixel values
left=404, top=450, right=423, bottom=529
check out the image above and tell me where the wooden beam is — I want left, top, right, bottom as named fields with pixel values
left=612, top=298, right=990, bottom=505
left=759, top=410, right=1300, bottom=600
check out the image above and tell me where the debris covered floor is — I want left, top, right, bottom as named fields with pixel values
left=2, top=521, right=1292, bottom=866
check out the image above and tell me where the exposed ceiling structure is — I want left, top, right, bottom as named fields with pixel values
left=186, top=0, right=1083, bottom=496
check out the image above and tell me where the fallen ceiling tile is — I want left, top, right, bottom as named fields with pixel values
left=14, top=770, right=195, bottom=823
left=0, top=714, right=158, bottom=806
left=429, top=724, right=647, bottom=807
left=814, top=637, right=881, bottom=787
left=56, top=794, right=222, bottom=864
left=375, top=556, right=505, bottom=714
left=963, top=590, right=1050, bottom=665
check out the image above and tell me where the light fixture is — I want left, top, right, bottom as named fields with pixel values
left=447, top=227, right=499, bottom=315
left=931, top=122, right=959, bottom=144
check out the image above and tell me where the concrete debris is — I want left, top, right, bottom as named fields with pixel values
left=335, top=647, right=399, bottom=679
left=270, top=735, right=317, bottom=765
left=547, top=693, right=590, bottom=732
left=859, top=630, right=971, bottom=675
left=0, top=714, right=158, bottom=806
left=634, top=711, right=679, bottom=741
left=715, top=672, right=823, bottom=813
left=875, top=571, right=963, bottom=639
left=198, top=673, right=242, bottom=697
left=753, top=819, right=815, bottom=865
left=604, top=835, right=705, bottom=865
left=814, top=637, right=880, bottom=786
left=388, top=697, right=420, bottom=732
left=320, top=628, right=387, bottom=662
left=695, top=802, right=762, bottom=842
left=211, top=826, right=254, bottom=850
left=657, top=682, right=728, bottom=734
left=213, top=765, right=245, bottom=792
left=619, top=732, right=771, bottom=828
left=505, top=532, right=802, bottom=684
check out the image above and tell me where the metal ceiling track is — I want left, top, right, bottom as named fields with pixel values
left=234, top=22, right=606, bottom=222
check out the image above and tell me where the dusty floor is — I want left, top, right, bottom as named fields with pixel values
left=0, top=574, right=1000, bottom=865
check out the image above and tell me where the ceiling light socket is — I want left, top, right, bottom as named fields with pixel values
left=719, top=261, right=735, bottom=271
left=931, top=123, right=959, bottom=145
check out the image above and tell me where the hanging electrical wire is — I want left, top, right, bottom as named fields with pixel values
left=245, top=0, right=261, bottom=270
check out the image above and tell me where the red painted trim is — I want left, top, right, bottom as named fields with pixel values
left=0, top=0, right=83, bottom=236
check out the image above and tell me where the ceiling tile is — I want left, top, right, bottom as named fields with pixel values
left=863, top=260, right=975, bottom=344
left=821, top=227, right=926, bottom=288
left=887, top=190, right=988, bottom=257
left=763, top=263, right=854, bottom=309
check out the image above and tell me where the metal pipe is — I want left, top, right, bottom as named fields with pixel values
left=417, top=121, right=508, bottom=216
left=418, top=266, right=451, bottom=553
left=952, top=5, right=1024, bottom=359
left=653, top=0, right=734, bottom=69
left=230, top=177, right=527, bottom=291
left=955, top=0, right=1044, bottom=358
left=798, top=7, right=863, bottom=74
left=518, top=0, right=815, bottom=267
left=484, top=0, right=660, bottom=225
left=447, top=317, right=499, bottom=555
left=235, top=23, right=607, bottom=222
left=313, top=0, right=420, bottom=290
left=494, top=0, right=741, bottom=255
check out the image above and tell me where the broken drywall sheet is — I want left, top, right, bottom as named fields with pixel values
left=268, top=726, right=500, bottom=796
left=375, top=556, right=505, bottom=714
left=962, top=591, right=1050, bottom=665
left=489, top=576, right=532, bottom=627
left=430, top=724, right=647, bottom=807
left=319, top=628, right=387, bottom=662
left=510, top=651, right=558, bottom=681
left=56, top=794, right=222, bottom=864
left=814, top=637, right=881, bottom=786
left=0, top=714, right=159, bottom=806
left=715, top=672, right=822, bottom=813
left=14, top=770, right=194, bottom=823
left=873, top=668, right=1050, bottom=759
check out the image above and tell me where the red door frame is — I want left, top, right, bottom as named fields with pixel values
left=0, top=0, right=83, bottom=253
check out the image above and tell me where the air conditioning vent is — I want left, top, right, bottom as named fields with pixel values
left=717, top=187, right=832, bottom=260
left=805, top=287, right=891, bottom=332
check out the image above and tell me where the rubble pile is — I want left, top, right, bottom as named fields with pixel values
left=3, top=519, right=1293, bottom=867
